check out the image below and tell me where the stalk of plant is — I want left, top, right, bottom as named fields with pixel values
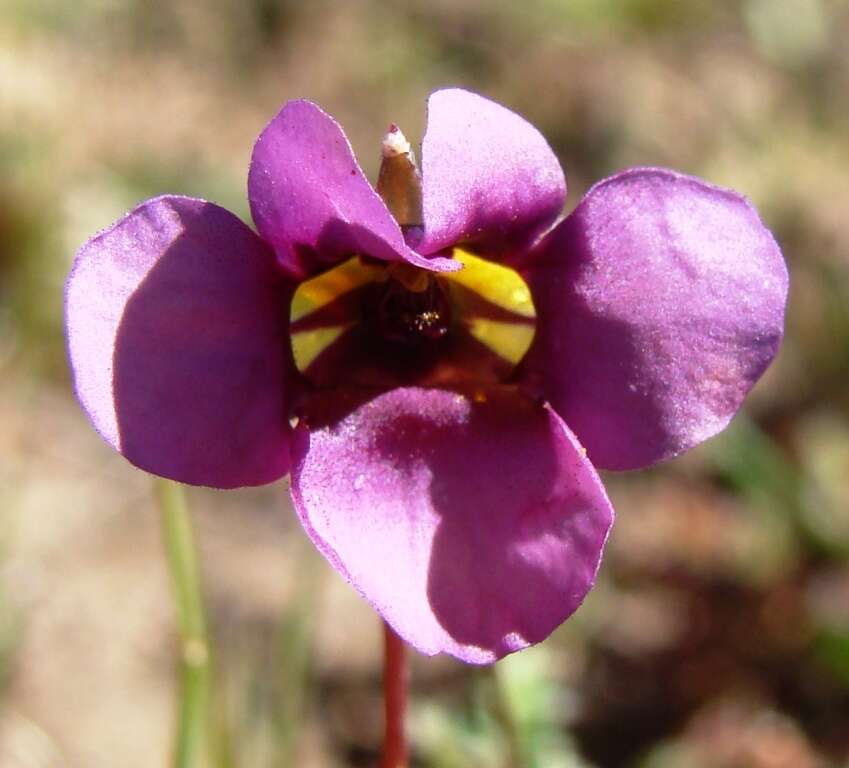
left=156, top=479, right=211, bottom=768
left=380, top=622, right=408, bottom=768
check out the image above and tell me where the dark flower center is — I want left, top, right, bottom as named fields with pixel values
left=288, top=250, right=536, bottom=393
left=367, top=273, right=452, bottom=346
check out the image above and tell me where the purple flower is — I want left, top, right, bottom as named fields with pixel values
left=65, top=89, right=788, bottom=663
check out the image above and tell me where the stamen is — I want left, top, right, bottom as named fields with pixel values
left=376, top=125, right=422, bottom=227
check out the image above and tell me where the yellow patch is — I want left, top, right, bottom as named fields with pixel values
left=290, top=257, right=384, bottom=374
left=290, top=257, right=383, bottom=323
left=444, top=248, right=537, bottom=364
left=443, top=249, right=536, bottom=319
left=291, top=324, right=352, bottom=371
left=467, top=317, right=536, bottom=366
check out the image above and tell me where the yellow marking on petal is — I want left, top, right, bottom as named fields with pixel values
left=467, top=317, right=536, bottom=365
left=291, top=325, right=351, bottom=372
left=290, top=257, right=384, bottom=323
left=444, top=249, right=536, bottom=319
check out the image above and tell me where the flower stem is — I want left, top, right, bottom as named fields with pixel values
left=156, top=478, right=211, bottom=768
left=380, top=621, right=408, bottom=768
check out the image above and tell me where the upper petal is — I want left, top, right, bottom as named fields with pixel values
left=248, top=100, right=458, bottom=277
left=418, top=88, right=566, bottom=259
left=291, top=387, right=613, bottom=663
left=66, top=195, right=294, bottom=488
left=524, top=168, right=789, bottom=470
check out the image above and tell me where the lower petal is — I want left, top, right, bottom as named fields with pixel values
left=66, top=195, right=294, bottom=488
left=291, top=387, right=613, bottom=663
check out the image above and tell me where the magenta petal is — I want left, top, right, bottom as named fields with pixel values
left=249, top=100, right=458, bottom=277
left=291, top=388, right=613, bottom=663
left=525, top=168, right=789, bottom=470
left=419, top=88, right=566, bottom=259
left=66, top=195, right=293, bottom=488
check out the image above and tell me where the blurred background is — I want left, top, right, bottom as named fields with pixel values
left=2, top=0, right=848, bottom=766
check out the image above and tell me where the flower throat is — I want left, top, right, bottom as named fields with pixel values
left=368, top=266, right=452, bottom=346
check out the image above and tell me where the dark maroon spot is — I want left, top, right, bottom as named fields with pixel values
left=366, top=276, right=452, bottom=347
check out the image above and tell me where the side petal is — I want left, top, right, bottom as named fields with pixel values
left=291, top=388, right=613, bottom=663
left=525, top=168, right=789, bottom=470
left=66, top=195, right=294, bottom=488
left=419, top=88, right=566, bottom=259
left=248, top=100, right=458, bottom=277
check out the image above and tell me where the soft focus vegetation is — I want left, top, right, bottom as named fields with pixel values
left=1, top=1, right=848, bottom=766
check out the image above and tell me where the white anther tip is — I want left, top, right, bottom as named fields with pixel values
left=381, top=124, right=411, bottom=158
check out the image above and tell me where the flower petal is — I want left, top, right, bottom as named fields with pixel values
left=419, top=88, right=566, bottom=259
left=525, top=168, right=788, bottom=470
left=66, top=195, right=294, bottom=488
left=291, top=387, right=613, bottom=663
left=249, top=100, right=458, bottom=277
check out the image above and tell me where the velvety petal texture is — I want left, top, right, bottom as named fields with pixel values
left=249, top=100, right=458, bottom=277
left=291, top=388, right=613, bottom=663
left=525, top=168, right=788, bottom=471
left=419, top=88, right=566, bottom=259
left=66, top=196, right=293, bottom=488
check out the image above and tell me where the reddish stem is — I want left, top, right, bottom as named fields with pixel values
left=380, top=621, right=408, bottom=768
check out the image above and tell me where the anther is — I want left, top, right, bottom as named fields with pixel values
left=376, top=125, right=422, bottom=227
